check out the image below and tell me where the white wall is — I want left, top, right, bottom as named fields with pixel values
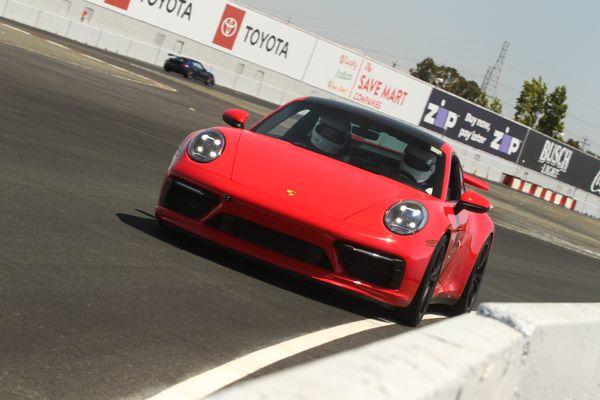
left=479, top=303, right=600, bottom=400
left=210, top=303, right=600, bottom=400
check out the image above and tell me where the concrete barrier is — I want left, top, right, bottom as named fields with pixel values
left=96, top=29, right=129, bottom=55
left=128, top=40, right=161, bottom=65
left=502, top=175, right=578, bottom=210
left=3, top=0, right=38, bottom=25
left=233, top=74, right=261, bottom=97
left=211, top=303, right=600, bottom=400
left=36, top=11, right=70, bottom=36
left=257, top=83, right=286, bottom=105
left=0, top=0, right=7, bottom=17
left=65, top=20, right=100, bottom=46
left=479, top=303, right=600, bottom=400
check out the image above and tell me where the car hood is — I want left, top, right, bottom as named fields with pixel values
left=231, top=132, right=428, bottom=220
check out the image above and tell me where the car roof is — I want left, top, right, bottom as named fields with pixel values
left=171, top=56, right=200, bottom=63
left=303, top=97, right=446, bottom=149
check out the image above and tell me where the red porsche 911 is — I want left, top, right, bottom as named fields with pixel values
left=156, top=97, right=494, bottom=326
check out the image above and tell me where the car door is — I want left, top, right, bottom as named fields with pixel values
left=438, top=156, right=470, bottom=292
left=173, top=59, right=184, bottom=73
left=193, top=62, right=205, bottom=78
left=177, top=59, right=190, bottom=74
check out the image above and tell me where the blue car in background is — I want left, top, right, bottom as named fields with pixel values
left=164, top=55, right=215, bottom=86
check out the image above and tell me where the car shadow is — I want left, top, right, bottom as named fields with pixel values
left=116, top=209, right=393, bottom=322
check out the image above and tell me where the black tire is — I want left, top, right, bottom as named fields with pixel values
left=437, top=237, right=492, bottom=316
left=164, top=66, right=170, bottom=72
left=185, top=71, right=194, bottom=79
left=394, top=236, right=448, bottom=327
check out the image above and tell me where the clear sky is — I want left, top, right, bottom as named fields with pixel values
left=239, top=0, right=600, bottom=153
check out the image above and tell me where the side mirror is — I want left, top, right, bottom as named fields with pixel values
left=457, top=190, right=491, bottom=213
left=223, top=109, right=249, bottom=129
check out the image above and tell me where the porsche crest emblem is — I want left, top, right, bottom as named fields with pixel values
left=286, top=189, right=296, bottom=197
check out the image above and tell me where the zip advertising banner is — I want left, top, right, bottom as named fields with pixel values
left=518, top=130, right=600, bottom=195
left=89, top=0, right=317, bottom=79
left=419, top=88, right=528, bottom=162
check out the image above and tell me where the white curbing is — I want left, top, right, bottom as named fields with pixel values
left=479, top=303, right=600, bottom=400
left=210, top=313, right=525, bottom=400
left=209, top=303, right=600, bottom=400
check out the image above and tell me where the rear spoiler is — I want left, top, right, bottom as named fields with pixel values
left=464, top=173, right=489, bottom=191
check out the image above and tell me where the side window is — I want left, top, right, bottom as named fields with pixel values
left=447, top=156, right=464, bottom=201
left=457, top=160, right=466, bottom=195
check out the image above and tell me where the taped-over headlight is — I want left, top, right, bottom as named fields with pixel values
left=384, top=201, right=428, bottom=235
left=188, top=130, right=225, bottom=163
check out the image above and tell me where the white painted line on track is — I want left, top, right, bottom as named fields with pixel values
left=146, top=313, right=447, bottom=400
left=45, top=39, right=70, bottom=50
left=79, top=54, right=177, bottom=92
left=83, top=53, right=128, bottom=72
left=423, top=313, right=446, bottom=320
left=2, top=23, right=30, bottom=35
left=147, top=318, right=398, bottom=400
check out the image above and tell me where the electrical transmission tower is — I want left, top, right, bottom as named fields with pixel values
left=581, top=137, right=590, bottom=152
left=481, top=41, right=510, bottom=98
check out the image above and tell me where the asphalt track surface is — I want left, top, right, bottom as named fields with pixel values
left=1, top=21, right=599, bottom=400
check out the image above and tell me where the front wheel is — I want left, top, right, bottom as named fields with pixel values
left=394, top=236, right=448, bottom=326
left=437, top=237, right=492, bottom=316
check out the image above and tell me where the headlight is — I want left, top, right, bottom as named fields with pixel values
left=384, top=201, right=428, bottom=235
left=188, top=130, right=225, bottom=163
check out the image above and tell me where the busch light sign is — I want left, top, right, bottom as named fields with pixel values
left=419, top=88, right=528, bottom=162
left=519, top=130, right=600, bottom=195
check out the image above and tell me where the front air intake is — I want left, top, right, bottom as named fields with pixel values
left=161, top=179, right=220, bottom=220
left=207, top=214, right=332, bottom=270
left=336, top=243, right=405, bottom=289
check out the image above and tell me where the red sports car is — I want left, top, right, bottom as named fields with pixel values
left=156, top=97, right=494, bottom=325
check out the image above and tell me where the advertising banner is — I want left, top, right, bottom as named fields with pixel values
left=518, top=131, right=600, bottom=195
left=303, top=40, right=432, bottom=124
left=209, top=2, right=317, bottom=79
left=419, top=88, right=528, bottom=162
left=89, top=0, right=317, bottom=79
left=87, top=0, right=209, bottom=42
left=348, top=60, right=432, bottom=124
left=303, top=40, right=364, bottom=99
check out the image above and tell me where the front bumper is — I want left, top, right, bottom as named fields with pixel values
left=156, top=170, right=435, bottom=308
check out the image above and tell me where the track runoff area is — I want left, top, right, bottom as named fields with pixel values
left=1, top=21, right=599, bottom=400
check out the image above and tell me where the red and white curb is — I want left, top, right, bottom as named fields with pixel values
left=503, top=175, right=576, bottom=210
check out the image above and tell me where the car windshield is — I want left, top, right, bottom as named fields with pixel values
left=252, top=100, right=445, bottom=197
left=192, top=61, right=205, bottom=70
